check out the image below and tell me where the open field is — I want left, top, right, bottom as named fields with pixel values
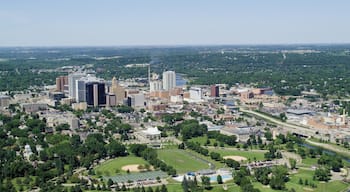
left=157, top=149, right=211, bottom=173
left=94, top=156, right=147, bottom=176
left=208, top=148, right=266, bottom=161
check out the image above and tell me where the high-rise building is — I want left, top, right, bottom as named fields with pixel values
left=127, top=93, right=145, bottom=108
left=110, top=77, right=126, bottom=105
left=106, top=93, right=116, bottom=107
left=162, top=71, right=176, bottom=91
left=211, top=85, right=219, bottom=97
left=56, top=76, right=68, bottom=92
left=150, top=80, right=162, bottom=92
left=76, top=75, right=106, bottom=106
left=68, top=72, right=86, bottom=99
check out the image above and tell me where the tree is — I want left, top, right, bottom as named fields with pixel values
left=201, top=176, right=211, bottom=190
left=107, top=179, right=114, bottom=187
left=279, top=113, right=287, bottom=122
left=217, top=174, right=223, bottom=184
left=264, top=130, right=273, bottom=141
left=107, top=140, right=127, bottom=157
left=121, top=183, right=127, bottom=191
left=155, top=186, right=160, bottom=192
left=210, top=152, right=221, bottom=161
left=254, top=167, right=271, bottom=185
left=314, top=168, right=331, bottom=181
left=147, top=186, right=153, bottom=192
left=299, top=178, right=303, bottom=185
left=225, top=159, right=240, bottom=169
left=178, top=143, right=185, bottom=150
left=286, top=142, right=295, bottom=152
left=289, top=158, right=297, bottom=170
left=269, top=166, right=288, bottom=190
left=161, top=184, right=167, bottom=192
left=182, top=176, right=189, bottom=192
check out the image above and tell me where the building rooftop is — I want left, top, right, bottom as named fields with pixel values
left=142, top=127, right=161, bottom=135
left=286, top=109, right=315, bottom=115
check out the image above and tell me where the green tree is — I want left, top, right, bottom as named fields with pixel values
left=217, top=174, right=223, bottom=184
left=289, top=158, right=297, bottom=170
left=161, top=184, right=167, bottom=192
left=201, top=176, right=211, bottom=190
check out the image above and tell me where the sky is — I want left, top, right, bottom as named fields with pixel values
left=1, top=0, right=350, bottom=46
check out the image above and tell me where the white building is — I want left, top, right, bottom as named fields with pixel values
left=150, top=80, right=163, bottom=92
left=128, top=93, right=145, bottom=108
left=23, top=144, right=33, bottom=160
left=162, top=71, right=176, bottom=91
left=141, top=127, right=161, bottom=140
left=170, top=95, right=183, bottom=103
left=68, top=72, right=86, bottom=99
left=189, top=87, right=202, bottom=102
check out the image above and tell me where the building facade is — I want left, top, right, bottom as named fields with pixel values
left=211, top=85, right=219, bottom=97
left=56, top=76, right=68, bottom=93
left=68, top=73, right=86, bottom=99
left=76, top=76, right=106, bottom=107
left=162, top=71, right=176, bottom=91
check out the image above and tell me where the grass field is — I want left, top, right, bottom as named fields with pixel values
left=301, top=157, right=318, bottom=167
left=157, top=149, right=210, bottom=173
left=209, top=148, right=266, bottom=161
left=94, top=156, right=147, bottom=176
left=189, top=136, right=218, bottom=146
left=288, top=169, right=349, bottom=192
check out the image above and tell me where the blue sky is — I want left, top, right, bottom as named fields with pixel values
left=1, top=0, right=349, bottom=46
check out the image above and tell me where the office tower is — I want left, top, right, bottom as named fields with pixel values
left=110, top=77, right=126, bottom=104
left=106, top=93, right=116, bottom=107
left=76, top=75, right=106, bottom=106
left=162, top=71, right=176, bottom=91
left=148, top=64, right=151, bottom=86
left=68, top=72, right=86, bottom=99
left=127, top=93, right=145, bottom=108
left=150, top=80, right=163, bottom=92
left=211, top=85, right=219, bottom=97
left=56, top=76, right=68, bottom=92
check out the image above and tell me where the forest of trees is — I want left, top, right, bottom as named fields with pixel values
left=2, top=46, right=350, bottom=98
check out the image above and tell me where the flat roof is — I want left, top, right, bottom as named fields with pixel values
left=286, top=109, right=314, bottom=115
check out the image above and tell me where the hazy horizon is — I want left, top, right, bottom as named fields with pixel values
left=1, top=0, right=350, bottom=46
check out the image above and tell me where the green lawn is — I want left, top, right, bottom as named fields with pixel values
left=157, top=149, right=211, bottom=173
left=288, top=169, right=349, bottom=192
left=301, top=157, right=318, bottom=167
left=189, top=136, right=217, bottom=146
left=315, top=181, right=349, bottom=192
left=209, top=148, right=266, bottom=161
left=94, top=156, right=148, bottom=176
left=185, top=149, right=224, bottom=169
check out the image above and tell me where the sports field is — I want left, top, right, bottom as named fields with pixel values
left=157, top=149, right=210, bottom=173
left=94, top=156, right=148, bottom=176
left=209, top=148, right=266, bottom=161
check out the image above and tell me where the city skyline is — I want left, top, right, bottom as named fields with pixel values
left=1, top=0, right=350, bottom=46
